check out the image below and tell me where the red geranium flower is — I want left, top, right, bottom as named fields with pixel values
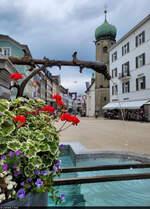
left=61, top=113, right=72, bottom=122
left=42, top=105, right=55, bottom=112
left=13, top=116, right=26, bottom=123
left=56, top=100, right=64, bottom=106
left=71, top=116, right=80, bottom=125
left=52, top=94, right=61, bottom=100
left=9, top=73, right=23, bottom=80
left=13, top=115, right=26, bottom=127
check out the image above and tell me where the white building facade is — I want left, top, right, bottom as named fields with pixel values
left=103, top=14, right=150, bottom=121
left=86, top=81, right=95, bottom=117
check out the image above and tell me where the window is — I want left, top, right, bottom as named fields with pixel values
left=104, top=97, right=107, bottom=101
left=136, top=53, right=145, bottom=68
left=112, top=51, right=117, bottom=62
left=135, top=31, right=145, bottom=47
left=112, top=68, right=117, bottom=78
left=122, top=81, right=130, bottom=93
left=112, top=85, right=118, bottom=95
left=136, top=76, right=146, bottom=90
left=122, top=42, right=129, bottom=55
left=0, top=47, right=11, bottom=56
left=103, top=46, right=107, bottom=53
left=122, top=62, right=130, bottom=77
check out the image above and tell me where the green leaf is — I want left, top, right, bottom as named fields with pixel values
left=49, top=142, right=58, bottom=155
left=0, top=143, right=7, bottom=154
left=37, top=132, right=45, bottom=141
left=0, top=99, right=9, bottom=112
left=39, top=142, right=50, bottom=152
left=28, top=99, right=36, bottom=105
left=24, top=165, right=34, bottom=177
left=7, top=141, right=21, bottom=151
left=1, top=119, right=16, bottom=136
left=36, top=98, right=46, bottom=107
left=30, top=156, right=42, bottom=168
left=5, top=110, right=16, bottom=118
left=17, top=106, right=32, bottom=114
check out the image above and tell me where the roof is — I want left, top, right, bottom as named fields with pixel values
left=109, top=14, right=150, bottom=52
left=85, top=79, right=95, bottom=93
left=95, top=19, right=117, bottom=41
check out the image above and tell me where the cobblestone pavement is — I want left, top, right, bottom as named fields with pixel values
left=56, top=117, right=150, bottom=155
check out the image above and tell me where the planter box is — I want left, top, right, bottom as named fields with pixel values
left=0, top=192, right=48, bottom=206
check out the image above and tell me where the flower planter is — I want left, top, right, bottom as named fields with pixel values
left=0, top=192, right=48, bottom=206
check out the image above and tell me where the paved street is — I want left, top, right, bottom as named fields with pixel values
left=57, top=117, right=150, bottom=155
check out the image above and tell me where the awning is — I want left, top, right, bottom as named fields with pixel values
left=103, top=100, right=149, bottom=110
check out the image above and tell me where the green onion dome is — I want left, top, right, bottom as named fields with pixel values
left=95, top=12, right=117, bottom=41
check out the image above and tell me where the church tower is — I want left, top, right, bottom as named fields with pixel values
left=95, top=10, right=117, bottom=116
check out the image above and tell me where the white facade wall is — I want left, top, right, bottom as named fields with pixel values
left=86, top=82, right=95, bottom=117
left=109, top=16, right=150, bottom=103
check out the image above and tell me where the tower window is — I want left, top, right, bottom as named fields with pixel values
left=103, top=46, right=107, bottom=53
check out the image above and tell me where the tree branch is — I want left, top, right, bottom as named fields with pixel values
left=17, top=62, right=49, bottom=97
left=8, top=52, right=111, bottom=80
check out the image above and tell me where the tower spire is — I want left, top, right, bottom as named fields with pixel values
left=104, top=9, right=107, bottom=21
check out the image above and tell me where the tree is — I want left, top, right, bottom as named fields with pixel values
left=9, top=52, right=111, bottom=98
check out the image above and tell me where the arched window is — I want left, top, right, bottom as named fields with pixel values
left=103, top=46, right=107, bottom=53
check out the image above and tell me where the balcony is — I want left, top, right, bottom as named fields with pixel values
left=118, top=72, right=131, bottom=81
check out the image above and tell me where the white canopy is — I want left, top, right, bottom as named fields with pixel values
left=103, top=100, right=149, bottom=110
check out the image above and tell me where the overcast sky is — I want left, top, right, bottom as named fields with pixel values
left=0, top=0, right=150, bottom=94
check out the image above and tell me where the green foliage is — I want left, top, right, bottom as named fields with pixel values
left=0, top=97, right=60, bottom=176
left=0, top=97, right=67, bottom=204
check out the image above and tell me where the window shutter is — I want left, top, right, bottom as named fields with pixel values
left=122, top=47, right=124, bottom=56
left=112, top=86, right=114, bottom=95
left=122, top=64, right=124, bottom=76
left=136, top=36, right=138, bottom=47
left=112, top=70, right=113, bottom=78
left=142, top=31, right=145, bottom=43
left=116, top=85, right=118, bottom=94
left=136, top=78, right=139, bottom=91
left=136, top=57, right=138, bottom=68
left=127, top=42, right=129, bottom=52
left=143, top=76, right=146, bottom=89
left=143, top=53, right=145, bottom=65
left=128, top=81, right=130, bottom=92
left=127, top=62, right=129, bottom=75
left=122, top=83, right=124, bottom=93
